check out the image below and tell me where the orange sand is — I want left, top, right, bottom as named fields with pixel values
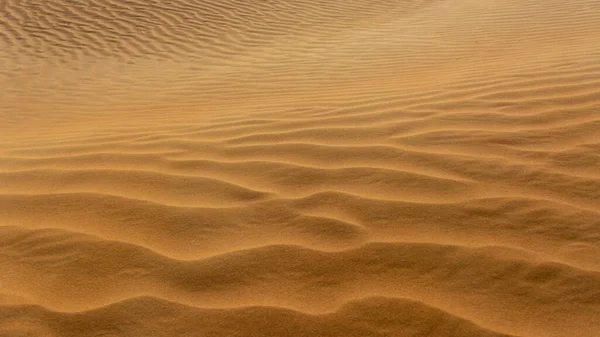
left=1, top=0, right=599, bottom=336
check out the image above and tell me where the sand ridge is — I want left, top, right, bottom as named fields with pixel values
left=1, top=0, right=600, bottom=336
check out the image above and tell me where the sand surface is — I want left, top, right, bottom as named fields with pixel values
left=1, top=0, right=600, bottom=336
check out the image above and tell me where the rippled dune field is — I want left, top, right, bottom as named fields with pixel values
left=1, top=0, right=600, bottom=336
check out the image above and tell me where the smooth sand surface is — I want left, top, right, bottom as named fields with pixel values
left=1, top=0, right=600, bottom=336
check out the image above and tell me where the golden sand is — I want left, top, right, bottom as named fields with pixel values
left=1, top=0, right=599, bottom=336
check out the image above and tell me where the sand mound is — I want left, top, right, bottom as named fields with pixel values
left=1, top=0, right=599, bottom=336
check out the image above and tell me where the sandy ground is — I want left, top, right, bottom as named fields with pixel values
left=1, top=0, right=600, bottom=336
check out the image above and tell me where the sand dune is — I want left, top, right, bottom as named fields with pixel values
left=1, top=0, right=600, bottom=336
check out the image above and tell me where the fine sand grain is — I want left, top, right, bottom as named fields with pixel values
left=1, top=0, right=600, bottom=336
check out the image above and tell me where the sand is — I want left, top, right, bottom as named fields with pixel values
left=1, top=0, right=599, bottom=336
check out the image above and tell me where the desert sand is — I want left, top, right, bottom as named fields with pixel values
left=1, top=0, right=600, bottom=336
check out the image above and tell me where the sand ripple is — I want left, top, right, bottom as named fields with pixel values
left=1, top=0, right=600, bottom=336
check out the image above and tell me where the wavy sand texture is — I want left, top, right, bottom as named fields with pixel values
left=1, top=0, right=600, bottom=336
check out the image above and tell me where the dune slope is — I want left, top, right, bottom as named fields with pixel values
left=1, top=0, right=600, bottom=337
